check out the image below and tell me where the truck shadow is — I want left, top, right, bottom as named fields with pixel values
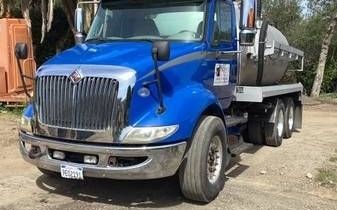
left=35, top=144, right=262, bottom=207
left=35, top=175, right=186, bottom=208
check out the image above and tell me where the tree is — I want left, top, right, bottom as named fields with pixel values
left=263, top=0, right=302, bottom=39
left=20, top=0, right=55, bottom=43
left=310, top=0, right=337, bottom=97
left=21, top=0, right=31, bottom=29
left=40, top=0, right=54, bottom=43
left=0, top=0, right=9, bottom=17
left=61, top=0, right=77, bottom=35
left=0, top=0, right=20, bottom=18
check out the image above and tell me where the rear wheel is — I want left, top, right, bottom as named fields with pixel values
left=179, top=116, right=229, bottom=203
left=284, top=98, right=295, bottom=139
left=265, top=100, right=285, bottom=147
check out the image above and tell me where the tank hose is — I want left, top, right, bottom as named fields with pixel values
left=256, top=21, right=269, bottom=86
left=257, top=0, right=262, bottom=18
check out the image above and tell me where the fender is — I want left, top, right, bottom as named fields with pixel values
left=130, top=83, right=225, bottom=144
left=22, top=104, right=34, bottom=119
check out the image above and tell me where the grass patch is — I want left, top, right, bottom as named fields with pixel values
left=330, top=157, right=337, bottom=163
left=318, top=93, right=337, bottom=105
left=0, top=104, right=24, bottom=117
left=316, top=168, right=337, bottom=188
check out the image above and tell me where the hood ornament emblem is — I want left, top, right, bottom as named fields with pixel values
left=69, top=69, right=83, bottom=84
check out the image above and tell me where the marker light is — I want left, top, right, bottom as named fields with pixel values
left=53, top=151, right=65, bottom=160
left=84, top=155, right=98, bottom=165
left=138, top=87, right=151, bottom=97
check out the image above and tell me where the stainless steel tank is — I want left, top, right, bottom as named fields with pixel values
left=238, top=24, right=292, bottom=86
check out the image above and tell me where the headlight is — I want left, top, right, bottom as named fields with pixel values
left=121, top=125, right=179, bottom=143
left=20, top=115, right=32, bottom=134
left=20, top=105, right=34, bottom=134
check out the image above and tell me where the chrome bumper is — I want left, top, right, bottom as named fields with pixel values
left=19, top=132, right=186, bottom=180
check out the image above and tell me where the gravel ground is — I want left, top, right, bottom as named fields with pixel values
left=0, top=104, right=336, bottom=210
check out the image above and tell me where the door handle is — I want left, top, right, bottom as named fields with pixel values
left=216, top=50, right=242, bottom=59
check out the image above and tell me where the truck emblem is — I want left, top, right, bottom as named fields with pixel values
left=69, top=69, right=83, bottom=84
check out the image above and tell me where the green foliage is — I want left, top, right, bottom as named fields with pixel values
left=264, top=0, right=337, bottom=94
left=0, top=103, right=24, bottom=117
left=330, top=157, right=337, bottom=163
left=316, top=168, right=337, bottom=188
left=263, top=0, right=302, bottom=38
left=319, top=93, right=337, bottom=104
left=322, top=59, right=337, bottom=92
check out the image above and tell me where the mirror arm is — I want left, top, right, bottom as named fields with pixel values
left=16, top=59, right=32, bottom=99
left=152, top=48, right=166, bottom=114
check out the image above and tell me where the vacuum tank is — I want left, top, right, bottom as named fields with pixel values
left=237, top=0, right=304, bottom=86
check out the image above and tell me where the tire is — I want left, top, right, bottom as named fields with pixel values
left=179, top=116, right=229, bottom=203
left=284, top=98, right=295, bottom=139
left=247, top=119, right=264, bottom=145
left=38, top=167, right=59, bottom=177
left=265, top=99, right=285, bottom=147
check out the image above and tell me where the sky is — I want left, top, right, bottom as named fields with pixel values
left=301, top=0, right=310, bottom=16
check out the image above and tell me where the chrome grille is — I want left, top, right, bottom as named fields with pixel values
left=35, top=76, right=119, bottom=130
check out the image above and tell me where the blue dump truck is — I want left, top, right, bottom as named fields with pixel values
left=16, top=0, right=304, bottom=203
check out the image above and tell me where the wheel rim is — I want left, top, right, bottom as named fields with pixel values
left=277, top=109, right=284, bottom=138
left=288, top=106, right=294, bottom=131
left=207, top=136, right=223, bottom=184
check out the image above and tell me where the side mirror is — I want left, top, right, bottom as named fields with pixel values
left=152, top=41, right=170, bottom=61
left=15, top=43, right=28, bottom=60
left=239, top=30, right=256, bottom=46
left=239, top=0, right=257, bottom=46
left=74, top=8, right=85, bottom=43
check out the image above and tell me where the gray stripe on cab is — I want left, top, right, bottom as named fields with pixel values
left=140, top=51, right=206, bottom=80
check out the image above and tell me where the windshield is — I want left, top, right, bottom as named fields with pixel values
left=86, top=0, right=206, bottom=42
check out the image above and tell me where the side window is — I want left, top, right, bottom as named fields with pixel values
left=213, top=0, right=233, bottom=44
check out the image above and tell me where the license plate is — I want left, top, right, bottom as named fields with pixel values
left=60, top=165, right=84, bottom=180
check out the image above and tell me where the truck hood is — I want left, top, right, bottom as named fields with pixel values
left=44, top=41, right=205, bottom=79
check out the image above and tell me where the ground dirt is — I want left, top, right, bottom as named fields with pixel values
left=0, top=104, right=337, bottom=210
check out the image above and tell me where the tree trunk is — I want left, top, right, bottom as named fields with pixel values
left=55, top=29, right=71, bottom=53
left=21, top=0, right=32, bottom=29
left=40, top=0, right=55, bottom=43
left=0, top=0, right=4, bottom=17
left=61, top=0, right=77, bottom=36
left=0, top=0, right=11, bottom=18
left=311, top=13, right=337, bottom=97
left=40, top=0, right=47, bottom=43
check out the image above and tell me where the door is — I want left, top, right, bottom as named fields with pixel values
left=11, top=22, right=35, bottom=94
left=207, top=0, right=237, bottom=109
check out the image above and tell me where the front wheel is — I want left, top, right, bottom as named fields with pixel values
left=179, top=116, right=229, bottom=203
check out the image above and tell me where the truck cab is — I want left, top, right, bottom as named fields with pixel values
left=18, top=0, right=303, bottom=203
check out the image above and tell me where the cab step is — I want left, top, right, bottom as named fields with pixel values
left=225, top=116, right=248, bottom=128
left=230, top=142, right=255, bottom=157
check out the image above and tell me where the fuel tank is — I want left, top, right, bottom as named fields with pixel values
left=238, top=24, right=292, bottom=86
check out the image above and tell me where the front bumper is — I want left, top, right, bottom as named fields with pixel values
left=19, top=132, right=186, bottom=180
